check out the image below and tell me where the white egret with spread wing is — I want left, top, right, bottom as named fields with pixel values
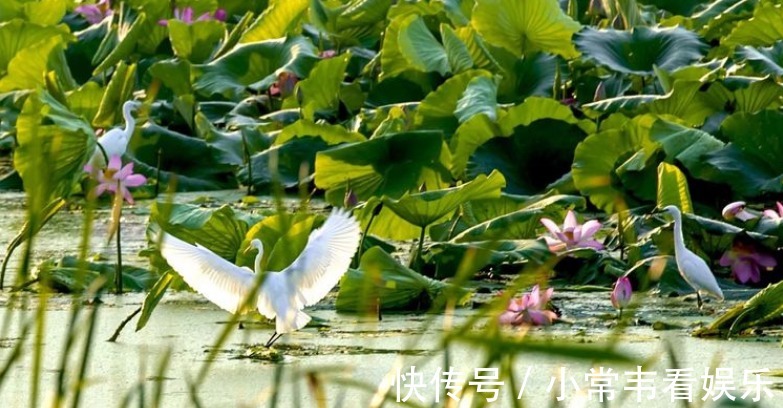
left=89, top=100, right=141, bottom=168
left=159, top=209, right=361, bottom=347
left=661, top=205, right=724, bottom=308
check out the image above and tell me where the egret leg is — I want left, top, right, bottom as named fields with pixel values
left=265, top=332, right=283, bottom=348
left=696, top=292, right=703, bottom=309
left=238, top=322, right=245, bottom=330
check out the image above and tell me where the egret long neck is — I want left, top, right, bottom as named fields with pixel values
left=122, top=103, right=135, bottom=134
left=671, top=210, right=686, bottom=259
left=254, top=248, right=264, bottom=274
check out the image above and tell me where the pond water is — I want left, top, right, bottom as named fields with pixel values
left=1, top=192, right=782, bottom=407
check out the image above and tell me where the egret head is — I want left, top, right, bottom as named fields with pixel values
left=244, top=239, right=263, bottom=256
left=660, top=205, right=681, bottom=217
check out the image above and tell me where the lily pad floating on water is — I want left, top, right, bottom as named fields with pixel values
left=336, top=247, right=472, bottom=312
left=34, top=256, right=157, bottom=293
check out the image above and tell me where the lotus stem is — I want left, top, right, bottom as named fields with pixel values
left=115, top=182, right=123, bottom=295
left=241, top=130, right=253, bottom=196
left=154, top=148, right=162, bottom=197
left=353, top=204, right=380, bottom=269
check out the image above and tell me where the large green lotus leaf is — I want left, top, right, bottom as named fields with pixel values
left=381, top=170, right=505, bottom=228
left=441, top=24, right=474, bottom=74
left=93, top=61, right=136, bottom=128
left=648, top=119, right=724, bottom=177
left=724, top=3, right=783, bottom=48
left=235, top=212, right=317, bottom=272
left=275, top=119, right=366, bottom=146
left=0, top=20, right=71, bottom=73
left=65, top=81, right=104, bottom=124
left=709, top=110, right=783, bottom=196
left=695, top=280, right=783, bottom=336
left=240, top=0, right=309, bottom=43
left=454, top=75, right=497, bottom=124
left=336, top=247, right=472, bottom=312
left=149, top=202, right=254, bottom=262
left=34, top=255, right=157, bottom=293
left=450, top=97, right=591, bottom=178
left=448, top=194, right=585, bottom=240
left=496, top=51, right=559, bottom=104
left=193, top=36, right=319, bottom=100
left=572, top=115, right=657, bottom=213
left=237, top=136, right=330, bottom=191
left=314, top=130, right=446, bottom=204
left=149, top=59, right=192, bottom=97
left=22, top=0, right=66, bottom=26
left=309, top=0, right=390, bottom=46
left=195, top=113, right=269, bottom=167
left=454, top=26, right=502, bottom=72
left=702, top=77, right=783, bottom=114
left=127, top=123, right=237, bottom=191
left=736, top=41, right=783, bottom=76
left=379, top=12, right=410, bottom=80
left=574, top=27, right=706, bottom=76
left=637, top=0, right=711, bottom=15
left=656, top=162, right=694, bottom=214
left=451, top=207, right=548, bottom=242
left=415, top=69, right=492, bottom=134
left=168, top=20, right=225, bottom=63
left=92, top=13, right=148, bottom=74
left=356, top=197, right=420, bottom=240
left=703, top=144, right=783, bottom=197
left=422, top=239, right=552, bottom=279
left=584, top=81, right=715, bottom=127
left=397, top=14, right=450, bottom=76
left=14, top=90, right=95, bottom=201
left=467, top=119, right=588, bottom=194
left=471, top=0, right=581, bottom=59
left=297, top=53, right=350, bottom=120
left=0, top=35, right=67, bottom=92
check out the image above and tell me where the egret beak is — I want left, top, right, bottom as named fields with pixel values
left=242, top=246, right=255, bottom=255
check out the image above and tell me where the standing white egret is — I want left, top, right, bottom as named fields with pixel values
left=89, top=100, right=142, bottom=168
left=660, top=205, right=724, bottom=308
left=159, top=209, right=361, bottom=347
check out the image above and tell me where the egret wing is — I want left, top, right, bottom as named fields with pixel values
left=160, top=233, right=270, bottom=316
left=281, top=209, right=361, bottom=307
left=680, top=252, right=724, bottom=300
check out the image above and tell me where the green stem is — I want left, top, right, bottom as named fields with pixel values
left=154, top=148, right=162, bottom=197
left=352, top=209, right=377, bottom=269
left=115, top=193, right=123, bottom=295
left=241, top=131, right=253, bottom=196
left=411, top=226, right=426, bottom=270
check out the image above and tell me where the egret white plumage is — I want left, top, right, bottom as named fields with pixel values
left=660, top=205, right=724, bottom=308
left=89, top=100, right=141, bottom=168
left=159, top=209, right=361, bottom=347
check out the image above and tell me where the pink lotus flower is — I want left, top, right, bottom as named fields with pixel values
left=499, top=285, right=557, bottom=326
left=540, top=210, right=603, bottom=252
left=269, top=71, right=298, bottom=98
left=75, top=0, right=112, bottom=24
left=320, top=50, right=337, bottom=59
left=722, top=201, right=758, bottom=222
left=610, top=276, right=632, bottom=310
left=763, top=202, right=783, bottom=221
left=84, top=155, right=146, bottom=204
left=158, top=7, right=226, bottom=26
left=719, top=242, right=777, bottom=284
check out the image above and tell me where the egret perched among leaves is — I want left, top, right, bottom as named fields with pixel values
left=159, top=209, right=361, bottom=347
left=660, top=205, right=724, bottom=308
left=89, top=100, right=141, bottom=169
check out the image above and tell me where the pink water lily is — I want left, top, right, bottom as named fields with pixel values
left=84, top=155, right=146, bottom=204
left=540, top=210, right=603, bottom=252
left=719, top=242, right=777, bottom=284
left=499, top=285, right=557, bottom=326
left=763, top=202, right=783, bottom=221
left=722, top=201, right=758, bottom=222
left=610, top=276, right=632, bottom=310
left=75, top=0, right=112, bottom=24
left=158, top=7, right=226, bottom=26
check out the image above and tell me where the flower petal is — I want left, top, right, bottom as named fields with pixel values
left=499, top=311, right=521, bottom=325
left=764, top=210, right=781, bottom=220
left=124, top=174, right=146, bottom=187
left=733, top=260, right=758, bottom=284
left=563, top=210, right=577, bottom=230
left=577, top=239, right=604, bottom=250
left=117, top=162, right=134, bottom=179
left=719, top=250, right=733, bottom=267
left=93, top=183, right=108, bottom=197
left=777, top=202, right=783, bottom=217
left=579, top=220, right=601, bottom=240
left=751, top=252, right=777, bottom=268
left=540, top=218, right=561, bottom=236
left=107, top=155, right=122, bottom=171
left=121, top=186, right=134, bottom=205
